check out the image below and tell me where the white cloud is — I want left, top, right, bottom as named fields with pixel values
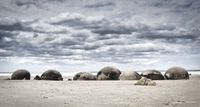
left=0, top=49, right=7, bottom=53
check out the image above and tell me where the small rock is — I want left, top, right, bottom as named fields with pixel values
left=134, top=77, right=156, bottom=86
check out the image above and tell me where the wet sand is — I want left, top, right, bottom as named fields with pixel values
left=0, top=75, right=200, bottom=107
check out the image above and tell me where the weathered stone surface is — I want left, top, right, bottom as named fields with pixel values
left=165, top=67, right=189, bottom=80
left=97, top=66, right=121, bottom=80
left=141, top=70, right=164, bottom=80
left=40, top=70, right=63, bottom=81
left=73, top=72, right=96, bottom=80
left=11, top=69, right=30, bottom=80
left=119, top=71, right=141, bottom=80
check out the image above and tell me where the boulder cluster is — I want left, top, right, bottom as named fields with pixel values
left=7, top=66, right=190, bottom=82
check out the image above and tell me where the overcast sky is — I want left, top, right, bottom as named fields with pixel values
left=0, top=0, right=200, bottom=72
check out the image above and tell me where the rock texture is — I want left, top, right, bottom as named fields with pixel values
left=39, top=70, right=63, bottom=80
left=11, top=69, right=30, bottom=80
left=119, top=71, right=141, bottom=80
left=141, top=70, right=164, bottom=80
left=73, top=72, right=96, bottom=80
left=165, top=67, right=189, bottom=80
left=97, top=66, right=121, bottom=80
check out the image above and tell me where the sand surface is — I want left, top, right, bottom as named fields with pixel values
left=0, top=75, right=200, bottom=107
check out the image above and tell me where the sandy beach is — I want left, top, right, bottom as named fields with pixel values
left=0, top=75, right=200, bottom=107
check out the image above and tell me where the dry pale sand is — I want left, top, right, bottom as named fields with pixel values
left=0, top=75, right=200, bottom=107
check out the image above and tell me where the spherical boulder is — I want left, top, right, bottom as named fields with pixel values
left=141, top=70, right=164, bottom=80
left=97, top=66, right=121, bottom=80
left=119, top=71, right=141, bottom=80
left=11, top=69, right=30, bottom=80
left=73, top=72, right=96, bottom=80
left=165, top=67, right=189, bottom=80
left=40, top=70, right=63, bottom=81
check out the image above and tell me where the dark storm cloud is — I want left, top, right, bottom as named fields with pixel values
left=0, top=18, right=27, bottom=31
left=92, top=25, right=135, bottom=35
left=137, top=30, right=199, bottom=43
left=14, top=0, right=64, bottom=8
left=0, top=30, right=18, bottom=51
left=152, top=0, right=200, bottom=10
left=84, top=2, right=114, bottom=8
left=15, top=0, right=40, bottom=8
left=0, top=30, right=14, bottom=38
left=0, top=18, right=54, bottom=33
left=0, top=22, right=24, bottom=31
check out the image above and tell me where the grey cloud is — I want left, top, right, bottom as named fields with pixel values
left=67, top=42, right=101, bottom=50
left=0, top=30, right=15, bottom=38
left=0, top=15, right=197, bottom=60
left=14, top=0, right=64, bottom=8
left=0, top=0, right=200, bottom=65
left=0, top=22, right=24, bottom=31
left=152, top=24, right=176, bottom=31
left=152, top=0, right=200, bottom=10
left=0, top=31, right=18, bottom=50
left=92, top=25, right=135, bottom=35
left=82, top=44, right=101, bottom=50
left=0, top=18, right=27, bottom=31
left=15, top=0, right=40, bottom=8
left=49, top=13, right=108, bottom=30
left=94, top=34, right=120, bottom=40
left=84, top=2, right=114, bottom=8
left=82, top=42, right=177, bottom=64
left=49, top=37, right=82, bottom=46
left=0, top=18, right=48, bottom=33
left=152, top=0, right=200, bottom=28
left=49, top=13, right=138, bottom=35
left=137, top=30, right=199, bottom=44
